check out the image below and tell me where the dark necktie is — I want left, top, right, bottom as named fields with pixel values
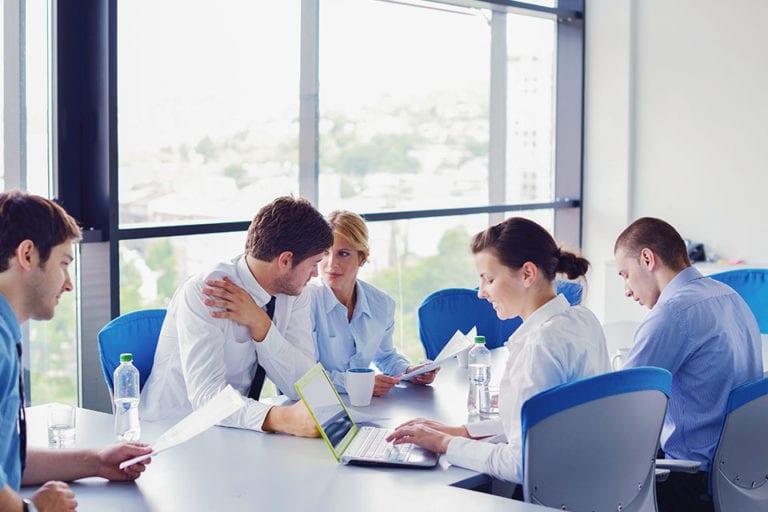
left=247, top=296, right=276, bottom=400
left=16, top=342, right=26, bottom=474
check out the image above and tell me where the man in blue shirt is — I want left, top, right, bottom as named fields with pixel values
left=614, top=217, right=763, bottom=512
left=0, top=191, right=153, bottom=512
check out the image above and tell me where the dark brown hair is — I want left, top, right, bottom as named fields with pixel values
left=245, top=196, right=333, bottom=264
left=614, top=217, right=690, bottom=271
left=0, top=190, right=82, bottom=272
left=471, top=217, right=589, bottom=280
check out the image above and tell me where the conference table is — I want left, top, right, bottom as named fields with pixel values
left=21, top=350, right=557, bottom=511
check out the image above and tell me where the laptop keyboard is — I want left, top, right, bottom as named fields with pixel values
left=347, top=426, right=414, bottom=462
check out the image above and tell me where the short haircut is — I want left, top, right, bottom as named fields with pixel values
left=614, top=217, right=690, bottom=271
left=245, top=196, right=333, bottom=265
left=327, top=210, right=370, bottom=260
left=0, top=190, right=82, bottom=272
left=471, top=217, right=590, bottom=281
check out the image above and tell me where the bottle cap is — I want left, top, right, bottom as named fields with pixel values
left=120, top=353, right=133, bottom=363
left=474, top=336, right=486, bottom=344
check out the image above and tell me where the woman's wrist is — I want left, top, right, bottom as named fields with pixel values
left=450, top=425, right=470, bottom=438
left=438, top=434, right=454, bottom=454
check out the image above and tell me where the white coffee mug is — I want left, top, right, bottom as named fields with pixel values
left=611, top=348, right=631, bottom=371
left=346, top=368, right=375, bottom=407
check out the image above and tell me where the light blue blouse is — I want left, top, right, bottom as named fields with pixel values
left=309, top=281, right=411, bottom=392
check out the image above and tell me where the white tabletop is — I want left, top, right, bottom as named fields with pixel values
left=21, top=351, right=556, bottom=511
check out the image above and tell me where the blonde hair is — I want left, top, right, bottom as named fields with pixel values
left=327, top=210, right=370, bottom=261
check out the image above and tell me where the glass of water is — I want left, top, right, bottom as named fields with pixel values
left=47, top=403, right=76, bottom=448
left=479, top=385, right=500, bottom=419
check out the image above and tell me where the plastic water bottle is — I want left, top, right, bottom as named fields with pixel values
left=113, top=353, right=141, bottom=441
left=467, top=336, right=491, bottom=415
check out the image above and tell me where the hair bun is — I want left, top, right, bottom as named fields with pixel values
left=555, top=249, right=590, bottom=279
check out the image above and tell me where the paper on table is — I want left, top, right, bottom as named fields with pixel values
left=399, top=327, right=477, bottom=380
left=119, top=385, right=244, bottom=469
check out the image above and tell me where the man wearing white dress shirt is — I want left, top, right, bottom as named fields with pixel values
left=140, top=196, right=333, bottom=437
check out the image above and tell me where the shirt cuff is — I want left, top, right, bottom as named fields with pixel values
left=445, top=436, right=497, bottom=474
left=218, top=399, right=273, bottom=432
left=254, top=323, right=282, bottom=356
left=465, top=419, right=505, bottom=438
left=253, top=404, right=273, bottom=432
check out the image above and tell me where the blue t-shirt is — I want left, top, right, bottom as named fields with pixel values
left=0, top=293, right=22, bottom=490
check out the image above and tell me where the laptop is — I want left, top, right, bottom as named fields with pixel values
left=295, top=363, right=439, bottom=468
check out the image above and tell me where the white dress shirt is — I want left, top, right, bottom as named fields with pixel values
left=140, top=254, right=316, bottom=431
left=445, top=294, right=610, bottom=483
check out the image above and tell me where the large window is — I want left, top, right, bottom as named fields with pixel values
left=118, top=1, right=301, bottom=226
left=119, top=233, right=245, bottom=312
left=319, top=0, right=490, bottom=213
left=359, top=214, right=490, bottom=361
left=506, top=15, right=556, bottom=203
left=41, top=0, right=583, bottom=409
left=22, top=0, right=79, bottom=406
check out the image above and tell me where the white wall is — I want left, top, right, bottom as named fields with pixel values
left=582, top=0, right=768, bottom=321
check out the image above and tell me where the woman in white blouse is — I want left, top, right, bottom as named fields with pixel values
left=387, top=217, right=610, bottom=484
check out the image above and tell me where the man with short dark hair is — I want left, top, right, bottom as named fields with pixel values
left=614, top=217, right=763, bottom=512
left=141, top=196, right=333, bottom=437
left=0, top=191, right=152, bottom=512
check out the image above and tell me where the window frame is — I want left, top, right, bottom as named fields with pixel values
left=48, top=0, right=584, bottom=410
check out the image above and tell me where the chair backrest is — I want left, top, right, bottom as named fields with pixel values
left=416, top=281, right=583, bottom=360
left=710, top=377, right=768, bottom=512
left=521, top=367, right=672, bottom=512
left=710, top=269, right=768, bottom=334
left=97, top=309, right=166, bottom=391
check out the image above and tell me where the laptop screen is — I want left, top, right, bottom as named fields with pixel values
left=295, top=364, right=357, bottom=460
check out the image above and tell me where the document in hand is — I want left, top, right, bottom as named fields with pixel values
left=399, top=327, right=477, bottom=380
left=119, top=385, right=245, bottom=469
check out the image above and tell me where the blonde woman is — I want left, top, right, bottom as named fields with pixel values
left=309, top=210, right=437, bottom=396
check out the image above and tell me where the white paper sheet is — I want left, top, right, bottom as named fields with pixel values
left=435, top=326, right=476, bottom=362
left=119, top=385, right=245, bottom=469
left=399, top=327, right=477, bottom=380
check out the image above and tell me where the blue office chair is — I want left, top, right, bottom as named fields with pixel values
left=417, top=281, right=583, bottom=360
left=710, top=269, right=768, bottom=333
left=710, top=377, right=768, bottom=512
left=520, top=367, right=672, bottom=512
left=97, top=309, right=166, bottom=391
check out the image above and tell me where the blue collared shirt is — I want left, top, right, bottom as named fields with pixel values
left=309, top=281, right=410, bottom=392
left=625, top=266, right=763, bottom=471
left=0, top=293, right=22, bottom=490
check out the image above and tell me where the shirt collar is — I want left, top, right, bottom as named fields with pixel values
left=0, top=293, right=21, bottom=342
left=507, top=294, right=570, bottom=345
left=657, top=266, right=703, bottom=306
left=324, top=281, right=371, bottom=319
left=235, top=254, right=272, bottom=307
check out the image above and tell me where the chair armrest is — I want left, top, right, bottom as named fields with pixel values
left=655, top=468, right=671, bottom=482
left=655, top=459, right=701, bottom=473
